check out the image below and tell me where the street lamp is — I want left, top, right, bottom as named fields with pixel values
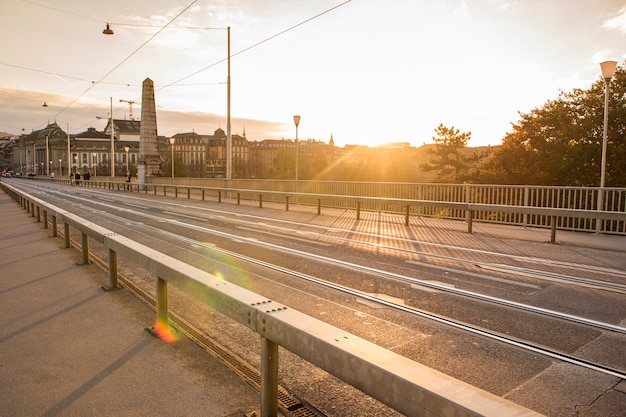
left=102, top=24, right=231, bottom=181
left=293, top=115, right=301, bottom=181
left=58, top=159, right=62, bottom=176
left=92, top=153, right=97, bottom=177
left=169, top=138, right=175, bottom=178
left=596, top=61, right=617, bottom=221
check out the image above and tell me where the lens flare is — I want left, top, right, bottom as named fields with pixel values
left=154, top=319, right=179, bottom=343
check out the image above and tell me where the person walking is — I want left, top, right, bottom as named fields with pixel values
left=74, top=171, right=81, bottom=186
left=83, top=171, right=91, bottom=181
left=125, top=171, right=131, bottom=190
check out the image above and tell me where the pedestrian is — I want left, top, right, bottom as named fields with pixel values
left=50, top=171, right=55, bottom=179
left=83, top=171, right=91, bottom=181
left=70, top=172, right=75, bottom=185
left=125, top=171, right=131, bottom=190
left=74, top=171, right=81, bottom=186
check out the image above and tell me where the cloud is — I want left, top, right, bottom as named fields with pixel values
left=0, top=86, right=288, bottom=140
left=603, top=7, right=626, bottom=33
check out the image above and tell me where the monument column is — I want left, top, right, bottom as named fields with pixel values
left=137, top=77, right=163, bottom=186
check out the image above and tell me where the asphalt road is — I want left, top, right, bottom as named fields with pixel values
left=5, top=178, right=626, bottom=417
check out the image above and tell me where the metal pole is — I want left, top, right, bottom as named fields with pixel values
left=260, top=336, right=279, bottom=417
left=110, top=97, right=115, bottom=177
left=226, top=26, right=232, bottom=180
left=67, top=123, right=70, bottom=176
left=45, top=135, right=49, bottom=175
left=293, top=115, right=300, bottom=182
left=596, top=77, right=611, bottom=232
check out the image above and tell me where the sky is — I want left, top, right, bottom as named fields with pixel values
left=0, top=0, right=625, bottom=148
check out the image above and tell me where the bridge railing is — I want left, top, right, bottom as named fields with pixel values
left=1, top=181, right=543, bottom=417
left=31, top=176, right=626, bottom=240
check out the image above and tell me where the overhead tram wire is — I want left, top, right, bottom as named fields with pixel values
left=46, top=0, right=199, bottom=123
left=19, top=0, right=351, bottom=122
left=156, top=0, right=352, bottom=91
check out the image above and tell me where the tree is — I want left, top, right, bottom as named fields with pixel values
left=421, top=124, right=474, bottom=183
left=479, top=62, right=626, bottom=186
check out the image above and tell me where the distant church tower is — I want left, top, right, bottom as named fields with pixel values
left=329, top=133, right=335, bottom=147
left=137, top=77, right=164, bottom=185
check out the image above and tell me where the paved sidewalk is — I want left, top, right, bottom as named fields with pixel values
left=0, top=191, right=260, bottom=417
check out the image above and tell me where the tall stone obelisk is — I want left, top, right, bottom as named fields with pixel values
left=137, top=77, right=163, bottom=186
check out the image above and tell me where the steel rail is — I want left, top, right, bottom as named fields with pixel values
left=128, top=225, right=626, bottom=381
left=41, top=189, right=626, bottom=335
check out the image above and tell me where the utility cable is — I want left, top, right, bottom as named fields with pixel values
left=47, top=0, right=198, bottom=123
left=159, top=0, right=352, bottom=90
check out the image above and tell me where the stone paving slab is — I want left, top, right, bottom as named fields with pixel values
left=0, top=192, right=260, bottom=417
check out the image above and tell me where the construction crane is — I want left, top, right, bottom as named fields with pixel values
left=119, top=99, right=136, bottom=121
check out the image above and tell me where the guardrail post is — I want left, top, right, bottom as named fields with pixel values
left=64, top=223, right=70, bottom=248
left=356, top=202, right=361, bottom=220
left=51, top=215, right=57, bottom=237
left=259, top=194, right=263, bottom=208
left=175, top=187, right=178, bottom=198
left=218, top=191, right=222, bottom=203
left=550, top=216, right=557, bottom=243
left=202, top=189, right=205, bottom=201
left=317, top=199, right=321, bottom=215
left=36, top=205, right=41, bottom=222
left=237, top=193, right=241, bottom=205
left=43, top=209, right=48, bottom=229
left=164, top=187, right=167, bottom=197
left=405, top=206, right=410, bottom=226
left=156, top=276, right=169, bottom=329
left=104, top=248, right=119, bottom=290
left=260, top=336, right=279, bottom=417
left=187, top=188, right=191, bottom=199
left=79, top=232, right=89, bottom=265
left=285, top=196, right=289, bottom=211
left=466, top=209, right=474, bottom=234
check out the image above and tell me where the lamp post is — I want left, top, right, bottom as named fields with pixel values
left=103, top=24, right=231, bottom=181
left=110, top=97, right=115, bottom=177
left=226, top=26, right=232, bottom=180
left=58, top=159, right=62, bottom=176
left=92, top=153, right=98, bottom=177
left=45, top=135, right=49, bottom=175
left=124, top=146, right=130, bottom=172
left=67, top=123, right=71, bottom=178
left=293, top=115, right=301, bottom=181
left=596, top=60, right=617, bottom=232
left=169, top=138, right=175, bottom=178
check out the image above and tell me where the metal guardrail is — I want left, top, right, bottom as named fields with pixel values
left=36, top=176, right=626, bottom=243
left=0, top=181, right=543, bottom=417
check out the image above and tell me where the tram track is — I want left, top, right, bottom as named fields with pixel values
left=54, top=195, right=626, bottom=382
left=20, top=183, right=626, bottom=382
left=47, top=184, right=626, bottom=294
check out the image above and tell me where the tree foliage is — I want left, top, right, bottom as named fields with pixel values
left=477, top=62, right=626, bottom=186
left=421, top=123, right=475, bottom=183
